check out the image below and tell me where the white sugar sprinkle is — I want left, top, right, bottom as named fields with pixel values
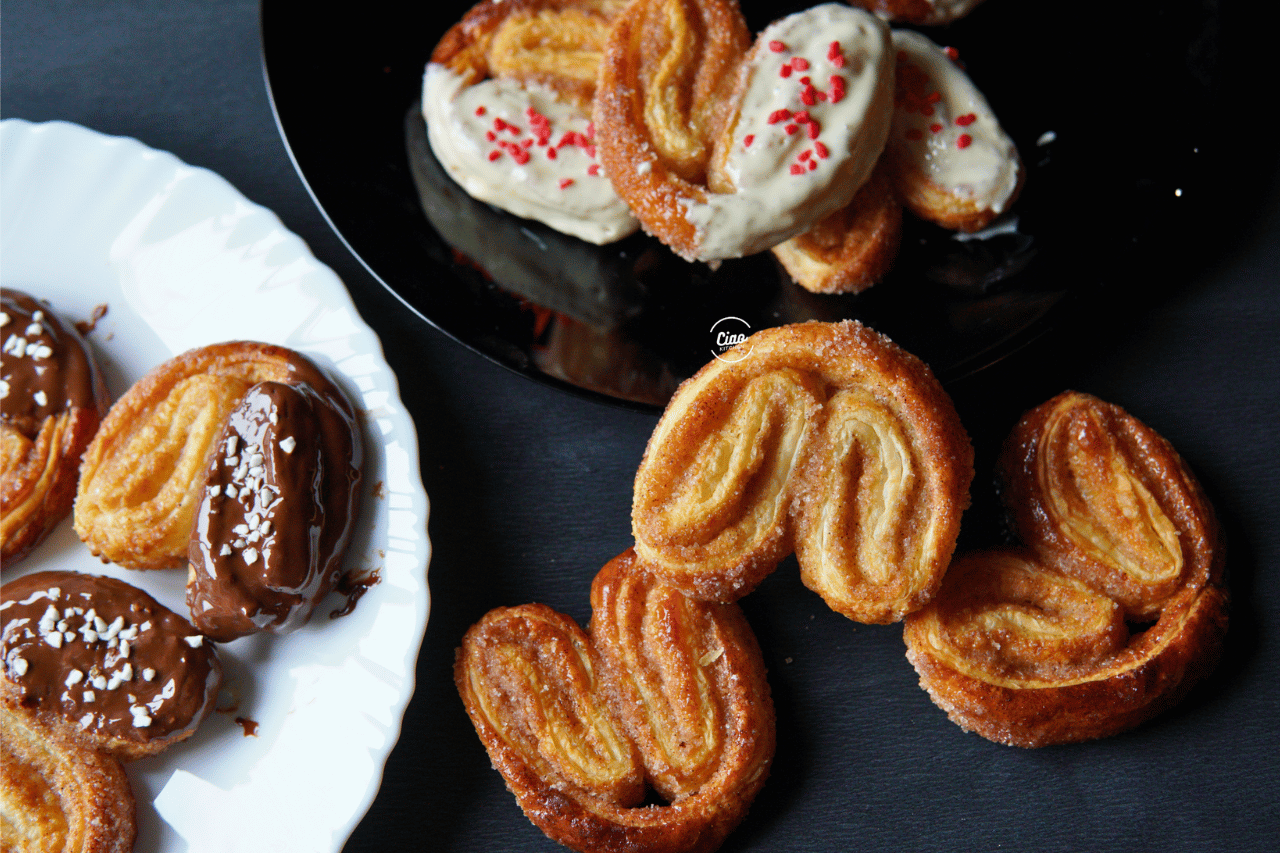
left=184, top=635, right=204, bottom=648
left=66, top=669, right=84, bottom=686
left=11, top=657, right=29, bottom=676
left=279, top=436, right=296, bottom=454
left=142, top=668, right=156, bottom=682
left=243, top=547, right=259, bottom=565
left=33, top=390, right=48, bottom=406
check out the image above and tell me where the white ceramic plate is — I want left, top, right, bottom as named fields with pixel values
left=0, top=119, right=431, bottom=853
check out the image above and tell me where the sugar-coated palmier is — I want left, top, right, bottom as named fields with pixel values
left=1, top=290, right=110, bottom=566
left=904, top=392, right=1228, bottom=747
left=886, top=30, right=1022, bottom=232
left=456, top=549, right=774, bottom=853
left=769, top=162, right=902, bottom=294
left=1, top=571, right=221, bottom=761
left=847, top=0, right=990, bottom=26
left=1, top=703, right=136, bottom=853
left=423, top=0, right=639, bottom=244
left=998, top=391, right=1222, bottom=619
left=594, top=1, right=895, bottom=262
left=632, top=320, right=973, bottom=623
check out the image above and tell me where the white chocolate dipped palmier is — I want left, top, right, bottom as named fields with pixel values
left=886, top=29, right=1022, bottom=232
left=423, top=0, right=639, bottom=245
left=595, top=2, right=895, bottom=262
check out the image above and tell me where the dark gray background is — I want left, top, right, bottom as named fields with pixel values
left=3, top=1, right=1277, bottom=850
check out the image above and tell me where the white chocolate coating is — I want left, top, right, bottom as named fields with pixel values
left=686, top=4, right=894, bottom=261
left=888, top=30, right=1020, bottom=217
left=422, top=64, right=639, bottom=245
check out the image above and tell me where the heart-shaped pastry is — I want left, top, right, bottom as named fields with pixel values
left=456, top=548, right=774, bottom=853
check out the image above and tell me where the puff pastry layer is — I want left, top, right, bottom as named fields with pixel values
left=456, top=549, right=774, bottom=853
left=0, top=703, right=136, bottom=853
left=904, top=392, right=1228, bottom=746
left=1, top=290, right=110, bottom=566
left=632, top=320, right=973, bottom=623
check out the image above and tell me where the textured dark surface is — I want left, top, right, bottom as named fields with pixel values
left=4, top=0, right=1278, bottom=850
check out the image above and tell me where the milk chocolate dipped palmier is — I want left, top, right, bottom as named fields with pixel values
left=423, top=0, right=639, bottom=244
left=1, top=290, right=110, bottom=566
left=1, top=702, right=136, bottom=853
left=903, top=392, right=1228, bottom=746
left=457, top=549, right=774, bottom=853
left=73, top=341, right=362, bottom=641
left=847, top=0, right=989, bottom=26
left=632, top=320, right=973, bottom=623
left=1, top=570, right=221, bottom=761
left=186, top=376, right=362, bottom=641
left=594, top=1, right=895, bottom=262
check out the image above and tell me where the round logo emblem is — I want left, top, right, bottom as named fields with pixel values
left=710, top=316, right=753, bottom=363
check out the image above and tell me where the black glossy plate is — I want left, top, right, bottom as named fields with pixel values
left=262, top=0, right=1219, bottom=409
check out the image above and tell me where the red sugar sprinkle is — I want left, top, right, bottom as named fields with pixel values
left=769, top=40, right=787, bottom=53
left=768, top=108, right=791, bottom=124
left=791, top=57, right=810, bottom=71
left=799, top=150, right=813, bottom=161
left=906, top=128, right=924, bottom=141
left=586, top=122, right=595, bottom=139
left=507, top=124, right=522, bottom=135
left=944, top=46, right=960, bottom=61
left=785, top=124, right=799, bottom=135
left=828, top=41, right=843, bottom=60
left=829, top=76, right=846, bottom=102
left=957, top=134, right=973, bottom=149
left=815, top=90, right=828, bottom=102
left=830, top=54, right=845, bottom=69
left=744, top=134, right=755, bottom=147
left=475, top=106, right=486, bottom=117
left=793, top=110, right=811, bottom=124
left=799, top=76, right=812, bottom=86
left=806, top=121, right=820, bottom=139
left=808, top=160, right=817, bottom=171
left=485, top=131, right=496, bottom=142
left=584, top=144, right=596, bottom=157
left=800, top=87, right=816, bottom=106
left=814, top=141, right=829, bottom=159
left=493, top=118, right=507, bottom=131
left=587, top=163, right=600, bottom=176
left=556, top=132, right=575, bottom=148
left=790, top=164, right=806, bottom=175
left=514, top=150, right=530, bottom=164
left=546, top=147, right=558, bottom=159
left=559, top=178, right=574, bottom=189
left=780, top=64, right=793, bottom=78
left=955, top=113, right=977, bottom=127
left=521, top=138, right=534, bottom=148
left=488, top=150, right=501, bottom=161
left=930, top=123, right=943, bottom=133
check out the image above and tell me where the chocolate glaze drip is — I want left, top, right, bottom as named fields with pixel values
left=0, top=570, right=221, bottom=749
left=187, top=376, right=362, bottom=642
left=0, top=289, right=108, bottom=437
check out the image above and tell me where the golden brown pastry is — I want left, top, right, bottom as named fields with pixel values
left=594, top=1, right=895, bottom=262
left=0, top=703, right=136, bottom=853
left=423, top=0, right=639, bottom=244
left=1, top=570, right=221, bottom=761
left=998, top=391, right=1220, bottom=620
left=73, top=341, right=361, bottom=582
left=769, top=162, right=902, bottom=294
left=456, top=549, right=774, bottom=853
left=632, top=320, right=973, bottom=623
left=885, top=30, right=1023, bottom=233
left=1, top=290, right=110, bottom=566
left=904, top=392, right=1228, bottom=747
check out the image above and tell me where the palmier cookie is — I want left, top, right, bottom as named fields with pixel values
left=886, top=30, right=1023, bottom=233
left=423, top=0, right=639, bottom=244
left=903, top=393, right=1228, bottom=746
left=769, top=160, right=902, bottom=294
left=1, top=570, right=221, bottom=761
left=1, top=290, right=110, bottom=566
left=186, top=375, right=362, bottom=641
left=594, top=1, right=894, bottom=262
left=632, top=320, right=973, bottom=623
left=1, top=702, right=136, bottom=853
left=456, top=549, right=774, bottom=853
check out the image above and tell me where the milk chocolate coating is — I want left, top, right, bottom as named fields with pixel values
left=1, top=290, right=107, bottom=438
left=187, top=377, right=361, bottom=642
left=0, top=570, right=221, bottom=759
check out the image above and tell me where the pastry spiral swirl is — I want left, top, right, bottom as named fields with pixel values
left=1, top=290, right=110, bottom=566
left=0, top=703, right=136, bottom=853
left=455, top=549, right=774, bottom=853
left=632, top=320, right=973, bottom=623
left=904, top=392, right=1228, bottom=746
